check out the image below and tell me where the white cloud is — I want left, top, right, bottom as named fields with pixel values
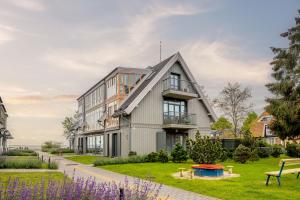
left=43, top=2, right=204, bottom=73
left=0, top=84, right=40, bottom=97
left=127, top=2, right=199, bottom=46
left=0, top=24, right=18, bottom=44
left=6, top=95, right=77, bottom=105
left=9, top=0, right=44, bottom=11
left=181, top=40, right=271, bottom=84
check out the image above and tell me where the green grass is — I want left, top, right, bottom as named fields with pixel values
left=65, top=155, right=107, bottom=164
left=100, top=156, right=300, bottom=200
left=0, top=172, right=64, bottom=186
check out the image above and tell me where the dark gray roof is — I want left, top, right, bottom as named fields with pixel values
left=114, top=53, right=176, bottom=116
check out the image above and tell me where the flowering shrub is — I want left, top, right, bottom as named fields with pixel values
left=0, top=176, right=163, bottom=200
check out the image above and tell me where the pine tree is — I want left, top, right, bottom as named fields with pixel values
left=266, top=11, right=300, bottom=141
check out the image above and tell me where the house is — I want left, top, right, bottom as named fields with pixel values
left=74, top=52, right=216, bottom=157
left=0, top=97, right=13, bottom=153
left=250, top=111, right=283, bottom=145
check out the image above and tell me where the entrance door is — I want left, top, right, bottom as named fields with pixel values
left=166, top=132, right=187, bottom=153
left=112, top=133, right=118, bottom=157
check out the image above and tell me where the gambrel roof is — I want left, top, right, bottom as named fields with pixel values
left=114, top=52, right=217, bottom=121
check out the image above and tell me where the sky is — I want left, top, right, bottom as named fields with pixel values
left=0, top=0, right=299, bottom=146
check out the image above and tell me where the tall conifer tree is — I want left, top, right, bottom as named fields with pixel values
left=266, top=10, right=300, bottom=141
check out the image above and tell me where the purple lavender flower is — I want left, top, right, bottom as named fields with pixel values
left=0, top=175, right=163, bottom=200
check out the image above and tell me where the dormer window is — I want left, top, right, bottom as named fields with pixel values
left=170, top=73, right=180, bottom=90
left=264, top=125, right=273, bottom=137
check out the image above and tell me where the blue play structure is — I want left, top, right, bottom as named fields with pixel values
left=194, top=167, right=224, bottom=177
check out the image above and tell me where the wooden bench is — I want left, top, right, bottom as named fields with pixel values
left=265, top=158, right=300, bottom=186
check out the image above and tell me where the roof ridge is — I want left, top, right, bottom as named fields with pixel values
left=114, top=53, right=178, bottom=115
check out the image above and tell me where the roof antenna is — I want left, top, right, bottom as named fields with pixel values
left=159, top=41, right=162, bottom=62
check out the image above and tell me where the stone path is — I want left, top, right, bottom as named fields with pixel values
left=39, top=152, right=217, bottom=200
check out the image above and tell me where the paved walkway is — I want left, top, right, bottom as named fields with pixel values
left=39, top=152, right=217, bottom=200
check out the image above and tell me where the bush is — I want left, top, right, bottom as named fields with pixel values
left=41, top=141, right=61, bottom=152
left=50, top=148, right=74, bottom=154
left=2, top=149, right=37, bottom=156
left=249, top=149, right=259, bottom=161
left=286, top=143, right=300, bottom=157
left=93, top=155, right=147, bottom=166
left=158, top=149, right=169, bottom=163
left=47, top=161, right=58, bottom=169
left=241, top=134, right=258, bottom=150
left=228, top=149, right=235, bottom=159
left=186, top=131, right=223, bottom=164
left=171, top=143, right=188, bottom=163
left=219, top=149, right=229, bottom=162
left=256, top=139, right=269, bottom=147
left=271, top=145, right=283, bottom=158
left=257, top=147, right=271, bottom=158
left=145, top=152, right=158, bottom=162
left=233, top=144, right=251, bottom=164
left=0, top=157, right=42, bottom=169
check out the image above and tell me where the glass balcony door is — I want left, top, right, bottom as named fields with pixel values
left=164, top=99, right=186, bottom=124
left=170, top=73, right=180, bottom=90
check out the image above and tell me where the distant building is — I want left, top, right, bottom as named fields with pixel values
left=250, top=111, right=283, bottom=145
left=0, top=97, right=13, bottom=153
left=74, top=52, right=216, bottom=157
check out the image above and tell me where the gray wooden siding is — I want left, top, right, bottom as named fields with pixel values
left=121, top=62, right=213, bottom=155
left=131, top=128, right=158, bottom=154
left=167, top=62, right=197, bottom=94
left=120, top=127, right=129, bottom=157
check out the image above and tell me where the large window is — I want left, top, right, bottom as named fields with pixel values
left=107, top=77, right=117, bottom=99
left=163, top=99, right=186, bottom=117
left=264, top=125, right=273, bottom=137
left=170, top=73, right=180, bottom=90
left=87, top=135, right=104, bottom=154
left=85, top=107, right=104, bottom=131
left=119, top=74, right=143, bottom=95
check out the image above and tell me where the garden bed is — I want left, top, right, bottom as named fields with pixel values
left=65, top=155, right=107, bottom=165
left=0, top=156, right=58, bottom=169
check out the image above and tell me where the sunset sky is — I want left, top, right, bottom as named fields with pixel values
left=0, top=0, right=299, bottom=145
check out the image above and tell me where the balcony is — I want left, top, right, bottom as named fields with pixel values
left=163, top=112, right=197, bottom=129
left=162, top=78, right=198, bottom=100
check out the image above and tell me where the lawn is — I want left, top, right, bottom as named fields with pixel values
left=100, top=156, right=300, bottom=200
left=0, top=172, right=65, bottom=186
left=65, top=155, right=107, bottom=164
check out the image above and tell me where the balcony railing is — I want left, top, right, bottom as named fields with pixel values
left=163, top=77, right=195, bottom=93
left=163, top=112, right=196, bottom=126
